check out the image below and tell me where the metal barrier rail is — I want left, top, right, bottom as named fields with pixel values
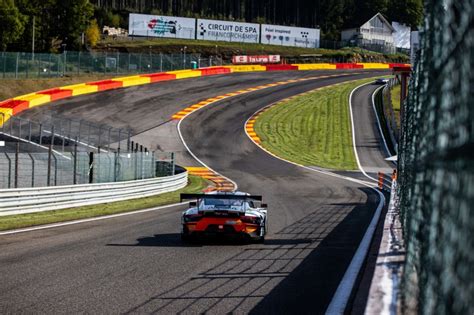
left=0, top=171, right=188, bottom=216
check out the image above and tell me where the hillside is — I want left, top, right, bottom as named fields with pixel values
left=95, top=37, right=409, bottom=63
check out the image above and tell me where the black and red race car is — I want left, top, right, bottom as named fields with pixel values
left=180, top=191, right=268, bottom=243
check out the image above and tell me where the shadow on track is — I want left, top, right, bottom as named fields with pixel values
left=112, top=187, right=378, bottom=314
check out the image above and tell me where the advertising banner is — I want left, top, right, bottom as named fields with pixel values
left=232, top=55, right=281, bottom=64
left=129, top=13, right=196, bottom=39
left=197, top=19, right=260, bottom=43
left=261, top=24, right=320, bottom=48
left=392, top=22, right=411, bottom=49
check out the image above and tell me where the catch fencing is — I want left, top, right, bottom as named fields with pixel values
left=1, top=113, right=132, bottom=153
left=0, top=147, right=175, bottom=189
left=398, top=0, right=473, bottom=314
left=0, top=51, right=201, bottom=79
left=381, top=78, right=400, bottom=152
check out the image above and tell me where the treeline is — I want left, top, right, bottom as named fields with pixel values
left=0, top=0, right=423, bottom=52
left=0, top=0, right=99, bottom=52
left=92, top=0, right=423, bottom=38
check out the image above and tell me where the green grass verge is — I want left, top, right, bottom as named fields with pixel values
left=390, top=85, right=401, bottom=127
left=254, top=78, right=379, bottom=170
left=0, top=175, right=208, bottom=231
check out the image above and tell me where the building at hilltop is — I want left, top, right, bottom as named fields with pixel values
left=341, top=13, right=396, bottom=53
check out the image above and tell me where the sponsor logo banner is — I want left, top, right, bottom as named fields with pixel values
left=129, top=13, right=195, bottom=39
left=197, top=19, right=260, bottom=43
left=232, top=55, right=281, bottom=64
left=261, top=24, right=320, bottom=48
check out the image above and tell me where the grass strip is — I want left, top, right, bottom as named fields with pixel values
left=0, top=175, right=208, bottom=231
left=390, top=84, right=401, bottom=128
left=254, top=78, right=379, bottom=170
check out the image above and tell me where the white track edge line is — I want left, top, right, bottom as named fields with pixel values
left=242, top=80, right=386, bottom=315
left=0, top=202, right=187, bottom=236
left=348, top=82, right=379, bottom=182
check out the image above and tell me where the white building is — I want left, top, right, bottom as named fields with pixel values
left=341, top=13, right=395, bottom=52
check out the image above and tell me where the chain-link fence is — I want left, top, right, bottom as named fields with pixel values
left=0, top=51, right=202, bottom=79
left=0, top=146, right=175, bottom=189
left=398, top=0, right=473, bottom=314
left=381, top=78, right=400, bottom=151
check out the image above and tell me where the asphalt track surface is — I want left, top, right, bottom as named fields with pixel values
left=1, top=70, right=388, bottom=314
left=350, top=83, right=395, bottom=176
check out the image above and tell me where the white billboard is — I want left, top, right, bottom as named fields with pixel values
left=392, top=22, right=411, bottom=49
left=129, top=13, right=195, bottom=39
left=197, top=19, right=260, bottom=43
left=261, top=24, right=320, bottom=48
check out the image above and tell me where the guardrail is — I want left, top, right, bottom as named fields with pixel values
left=0, top=171, right=187, bottom=216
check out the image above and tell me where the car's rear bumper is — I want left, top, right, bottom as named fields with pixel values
left=183, top=223, right=262, bottom=240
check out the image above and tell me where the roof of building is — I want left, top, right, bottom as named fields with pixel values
left=342, top=12, right=395, bottom=32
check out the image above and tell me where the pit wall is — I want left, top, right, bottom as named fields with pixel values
left=0, top=63, right=409, bottom=124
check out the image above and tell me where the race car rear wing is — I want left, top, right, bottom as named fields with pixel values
left=180, top=193, right=263, bottom=202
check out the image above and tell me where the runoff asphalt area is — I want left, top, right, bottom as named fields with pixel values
left=1, top=70, right=388, bottom=314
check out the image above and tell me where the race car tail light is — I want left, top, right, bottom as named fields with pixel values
left=184, top=214, right=203, bottom=223
left=240, top=216, right=260, bottom=224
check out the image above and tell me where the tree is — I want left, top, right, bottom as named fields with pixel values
left=55, top=0, right=94, bottom=50
left=85, top=19, right=100, bottom=47
left=388, top=0, right=423, bottom=28
left=0, top=0, right=26, bottom=51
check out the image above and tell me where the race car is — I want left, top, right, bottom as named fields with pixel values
left=180, top=191, right=268, bottom=243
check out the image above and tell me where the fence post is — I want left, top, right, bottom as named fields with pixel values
left=28, top=153, right=34, bottom=187
left=15, top=52, right=19, bottom=79
left=114, top=150, right=119, bottom=182
left=73, top=137, right=78, bottom=185
left=53, top=151, right=58, bottom=186
left=5, top=153, right=11, bottom=188
left=47, top=129, right=53, bottom=186
left=127, top=130, right=131, bottom=152
left=14, top=142, right=19, bottom=188
left=89, top=151, right=94, bottom=184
